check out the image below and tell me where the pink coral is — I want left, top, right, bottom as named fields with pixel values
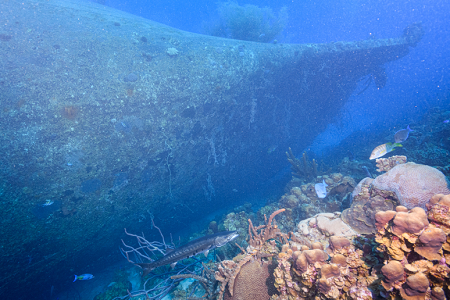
left=371, top=162, right=450, bottom=209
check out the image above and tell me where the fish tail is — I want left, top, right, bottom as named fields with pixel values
left=73, top=275, right=77, bottom=282
left=135, top=263, right=155, bottom=277
left=394, top=143, right=403, bottom=148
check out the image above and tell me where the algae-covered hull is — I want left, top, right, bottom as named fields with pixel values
left=0, top=0, right=423, bottom=297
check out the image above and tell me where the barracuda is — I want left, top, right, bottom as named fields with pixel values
left=136, top=231, right=239, bottom=276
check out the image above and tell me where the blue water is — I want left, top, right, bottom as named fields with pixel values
left=1, top=0, right=449, bottom=299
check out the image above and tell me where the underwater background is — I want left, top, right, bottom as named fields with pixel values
left=0, top=0, right=449, bottom=299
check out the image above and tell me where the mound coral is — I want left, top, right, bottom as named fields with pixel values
left=342, top=162, right=450, bottom=235
left=294, top=212, right=357, bottom=249
left=341, top=178, right=395, bottom=235
left=371, top=162, right=450, bottom=209
left=272, top=235, right=376, bottom=300
left=375, top=198, right=450, bottom=299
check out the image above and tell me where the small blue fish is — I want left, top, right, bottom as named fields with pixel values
left=444, top=120, right=449, bottom=124
left=394, top=125, right=413, bottom=143
left=258, top=33, right=265, bottom=38
left=73, top=274, right=94, bottom=282
left=314, top=179, right=328, bottom=198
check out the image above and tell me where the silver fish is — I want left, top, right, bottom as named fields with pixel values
left=136, top=231, right=239, bottom=276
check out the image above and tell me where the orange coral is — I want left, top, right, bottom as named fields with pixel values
left=375, top=200, right=450, bottom=299
left=427, top=194, right=450, bottom=234
left=391, top=207, right=429, bottom=236
left=321, top=264, right=340, bottom=278
left=399, top=272, right=429, bottom=300
left=329, top=236, right=351, bottom=251
left=380, top=260, right=404, bottom=290
left=375, top=155, right=407, bottom=172
left=248, top=208, right=287, bottom=248
left=215, top=209, right=286, bottom=300
left=375, top=210, right=397, bottom=231
left=293, top=249, right=328, bottom=273
left=272, top=236, right=376, bottom=300
left=415, top=227, right=446, bottom=261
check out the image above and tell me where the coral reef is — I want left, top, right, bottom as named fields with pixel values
left=222, top=211, right=252, bottom=249
left=375, top=198, right=450, bottom=299
left=294, top=212, right=357, bottom=249
left=280, top=172, right=356, bottom=220
left=375, top=155, right=407, bottom=172
left=212, top=168, right=450, bottom=300
left=272, top=235, right=377, bottom=300
left=93, top=270, right=132, bottom=300
left=336, top=156, right=375, bottom=181
left=342, top=162, right=450, bottom=234
left=286, top=148, right=320, bottom=181
left=371, top=162, right=450, bottom=209
left=215, top=209, right=287, bottom=300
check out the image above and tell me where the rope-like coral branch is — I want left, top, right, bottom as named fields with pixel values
left=268, top=208, right=285, bottom=226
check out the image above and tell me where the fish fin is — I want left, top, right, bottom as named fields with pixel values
left=73, top=275, right=77, bottom=282
left=170, top=262, right=177, bottom=269
left=135, top=263, right=155, bottom=277
left=407, top=125, right=414, bottom=131
left=204, top=250, right=209, bottom=257
left=165, top=248, right=174, bottom=253
left=395, top=143, right=403, bottom=147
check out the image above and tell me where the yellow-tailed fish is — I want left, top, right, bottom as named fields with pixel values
left=369, top=143, right=402, bottom=160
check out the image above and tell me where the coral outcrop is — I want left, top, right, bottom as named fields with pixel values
left=341, top=162, right=450, bottom=235
left=213, top=194, right=450, bottom=300
left=341, top=177, right=396, bottom=234
left=375, top=155, right=407, bottom=172
left=272, top=235, right=377, bottom=300
left=215, top=209, right=286, bottom=300
left=280, top=173, right=356, bottom=220
left=294, top=212, right=357, bottom=249
left=375, top=199, right=450, bottom=299
left=371, top=162, right=450, bottom=209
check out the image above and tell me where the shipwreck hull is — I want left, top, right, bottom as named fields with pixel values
left=0, top=0, right=423, bottom=297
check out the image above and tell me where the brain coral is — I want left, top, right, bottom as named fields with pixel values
left=371, top=162, right=450, bottom=209
left=224, top=259, right=276, bottom=300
